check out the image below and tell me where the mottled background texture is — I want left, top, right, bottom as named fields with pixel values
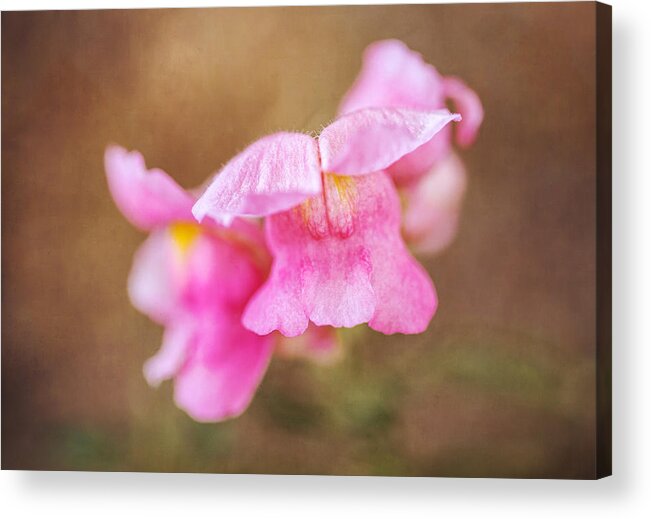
left=2, top=2, right=598, bottom=477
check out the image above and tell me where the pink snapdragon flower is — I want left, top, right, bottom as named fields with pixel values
left=339, top=40, right=483, bottom=254
left=193, top=107, right=460, bottom=337
left=339, top=39, right=483, bottom=185
left=105, top=145, right=275, bottom=422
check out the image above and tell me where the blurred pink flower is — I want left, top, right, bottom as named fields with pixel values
left=402, top=153, right=467, bottom=254
left=106, top=145, right=274, bottom=422
left=338, top=39, right=483, bottom=254
left=193, top=108, right=460, bottom=337
left=339, top=39, right=483, bottom=185
left=278, top=324, right=342, bottom=365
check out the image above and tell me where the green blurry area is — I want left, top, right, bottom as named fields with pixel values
left=47, top=324, right=594, bottom=477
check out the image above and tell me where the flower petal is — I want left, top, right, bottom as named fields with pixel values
left=192, top=132, right=322, bottom=225
left=242, top=190, right=376, bottom=337
left=337, top=40, right=482, bottom=184
left=443, top=77, right=484, bottom=148
left=173, top=318, right=275, bottom=422
left=338, top=39, right=445, bottom=115
left=182, top=231, right=268, bottom=313
left=319, top=108, right=460, bottom=176
left=368, top=252, right=438, bottom=335
left=167, top=228, right=272, bottom=421
left=354, top=172, right=437, bottom=334
left=143, top=321, right=194, bottom=386
left=386, top=129, right=453, bottom=186
left=243, top=171, right=435, bottom=336
left=242, top=226, right=376, bottom=337
left=402, top=153, right=468, bottom=254
left=241, top=262, right=312, bottom=337
left=105, top=145, right=195, bottom=230
left=127, top=230, right=179, bottom=324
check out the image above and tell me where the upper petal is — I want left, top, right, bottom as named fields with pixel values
left=338, top=39, right=445, bottom=115
left=337, top=40, right=482, bottom=183
left=385, top=129, right=452, bottom=186
left=192, top=132, right=322, bottom=225
left=105, top=145, right=195, bottom=230
left=319, top=108, right=461, bottom=176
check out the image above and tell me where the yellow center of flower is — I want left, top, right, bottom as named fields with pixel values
left=167, top=221, right=272, bottom=275
left=299, top=173, right=358, bottom=239
left=169, top=222, right=201, bottom=256
left=329, top=173, right=356, bottom=203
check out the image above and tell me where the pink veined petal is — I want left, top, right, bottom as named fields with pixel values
left=241, top=261, right=314, bottom=337
left=192, top=132, right=322, bottom=225
left=242, top=184, right=376, bottom=337
left=173, top=317, right=275, bottom=422
left=242, top=230, right=376, bottom=337
left=443, top=77, right=484, bottom=148
left=338, top=39, right=445, bottom=115
left=402, top=153, right=468, bottom=255
left=367, top=249, right=438, bottom=335
left=127, top=230, right=179, bottom=325
left=319, top=107, right=461, bottom=176
left=353, top=172, right=437, bottom=334
left=143, top=321, right=194, bottom=387
left=243, top=171, right=435, bottom=337
left=105, top=145, right=195, bottom=231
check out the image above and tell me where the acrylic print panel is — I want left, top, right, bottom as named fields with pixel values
left=1, top=2, right=611, bottom=478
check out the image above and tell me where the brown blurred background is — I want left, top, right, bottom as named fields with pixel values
left=2, top=3, right=598, bottom=477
